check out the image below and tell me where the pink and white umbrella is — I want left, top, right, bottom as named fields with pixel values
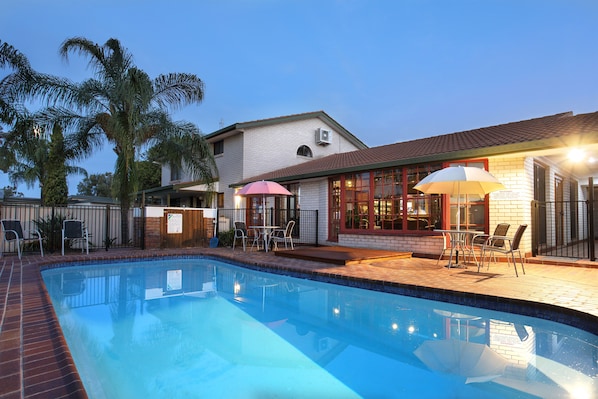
left=236, top=180, right=293, bottom=197
left=237, top=181, right=292, bottom=227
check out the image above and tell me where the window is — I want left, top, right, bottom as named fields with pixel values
left=447, top=161, right=487, bottom=231
left=344, top=173, right=370, bottom=230
left=341, top=164, right=444, bottom=232
left=217, top=193, right=224, bottom=208
left=297, top=145, right=313, bottom=157
left=170, top=164, right=181, bottom=182
left=214, top=140, right=224, bottom=156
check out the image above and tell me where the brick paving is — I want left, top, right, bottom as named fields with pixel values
left=1, top=247, right=598, bottom=398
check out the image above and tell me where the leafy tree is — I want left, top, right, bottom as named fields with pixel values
left=35, top=37, right=217, bottom=242
left=1, top=185, right=23, bottom=199
left=136, top=160, right=161, bottom=191
left=77, top=172, right=114, bottom=197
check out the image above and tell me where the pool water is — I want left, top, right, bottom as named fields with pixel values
left=42, top=258, right=598, bottom=399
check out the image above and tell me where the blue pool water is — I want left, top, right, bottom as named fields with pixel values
left=42, top=257, right=598, bottom=399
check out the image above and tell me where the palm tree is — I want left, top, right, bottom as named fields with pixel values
left=0, top=40, right=31, bottom=126
left=1, top=41, right=85, bottom=201
left=2, top=119, right=86, bottom=204
left=35, top=37, right=217, bottom=242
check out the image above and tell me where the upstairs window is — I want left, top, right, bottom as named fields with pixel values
left=170, top=164, right=181, bottom=182
left=214, top=140, right=224, bottom=156
left=297, top=145, right=313, bottom=158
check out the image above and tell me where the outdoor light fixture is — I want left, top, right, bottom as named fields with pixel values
left=568, top=148, right=586, bottom=163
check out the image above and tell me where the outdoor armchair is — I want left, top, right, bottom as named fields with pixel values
left=61, top=220, right=89, bottom=256
left=471, top=223, right=510, bottom=266
left=1, top=219, right=44, bottom=259
left=233, top=221, right=251, bottom=251
left=479, top=224, right=527, bottom=277
left=271, top=220, right=296, bottom=250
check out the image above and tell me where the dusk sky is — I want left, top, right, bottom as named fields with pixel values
left=2, top=0, right=598, bottom=197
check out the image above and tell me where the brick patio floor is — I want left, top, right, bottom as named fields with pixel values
left=1, top=247, right=598, bottom=398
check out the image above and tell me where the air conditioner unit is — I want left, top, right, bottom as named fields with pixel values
left=316, top=128, right=332, bottom=145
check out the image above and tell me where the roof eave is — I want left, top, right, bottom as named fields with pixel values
left=247, top=135, right=593, bottom=184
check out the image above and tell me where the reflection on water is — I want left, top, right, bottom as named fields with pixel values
left=43, top=258, right=598, bottom=399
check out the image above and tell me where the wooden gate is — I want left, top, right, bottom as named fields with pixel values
left=161, top=209, right=205, bottom=248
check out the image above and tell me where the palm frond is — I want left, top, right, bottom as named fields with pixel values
left=152, top=73, right=204, bottom=110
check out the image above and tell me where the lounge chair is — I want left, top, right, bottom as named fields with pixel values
left=1, top=219, right=44, bottom=259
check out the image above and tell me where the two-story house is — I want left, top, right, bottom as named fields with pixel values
left=143, top=111, right=367, bottom=209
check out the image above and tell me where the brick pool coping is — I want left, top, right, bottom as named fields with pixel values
left=2, top=247, right=598, bottom=398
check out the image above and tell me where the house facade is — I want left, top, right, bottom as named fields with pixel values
left=237, top=111, right=598, bottom=260
left=144, top=111, right=367, bottom=209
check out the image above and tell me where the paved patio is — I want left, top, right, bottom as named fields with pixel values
left=1, top=247, right=598, bottom=398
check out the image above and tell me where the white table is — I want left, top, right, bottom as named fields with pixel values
left=435, top=229, right=481, bottom=268
left=249, top=225, right=280, bottom=252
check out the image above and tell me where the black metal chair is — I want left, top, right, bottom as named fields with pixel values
left=1, top=219, right=44, bottom=259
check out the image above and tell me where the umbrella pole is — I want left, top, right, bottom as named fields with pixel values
left=455, top=189, right=461, bottom=267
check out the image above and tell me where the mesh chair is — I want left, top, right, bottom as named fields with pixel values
left=271, top=220, right=296, bottom=250
left=232, top=221, right=249, bottom=251
left=479, top=224, right=527, bottom=277
left=62, top=220, right=89, bottom=256
left=471, top=223, right=510, bottom=266
left=1, top=219, right=44, bottom=259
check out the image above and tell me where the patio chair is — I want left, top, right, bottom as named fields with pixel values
left=436, top=231, right=450, bottom=266
left=61, top=220, right=89, bottom=256
left=232, top=221, right=263, bottom=251
left=471, top=223, right=510, bottom=265
left=271, top=220, right=295, bottom=250
left=1, top=219, right=44, bottom=259
left=479, top=224, right=527, bottom=277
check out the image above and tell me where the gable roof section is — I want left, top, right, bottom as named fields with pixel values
left=235, top=111, right=598, bottom=185
left=203, top=110, right=368, bottom=149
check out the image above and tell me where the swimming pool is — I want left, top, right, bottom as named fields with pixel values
left=42, top=257, right=598, bottom=399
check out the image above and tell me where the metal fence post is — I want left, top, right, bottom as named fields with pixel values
left=315, top=210, right=319, bottom=247
left=589, top=177, right=595, bottom=261
left=105, top=205, right=110, bottom=251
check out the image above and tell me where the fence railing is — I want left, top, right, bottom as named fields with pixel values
left=531, top=200, right=593, bottom=259
left=216, top=208, right=318, bottom=246
left=1, top=203, right=137, bottom=253
left=1, top=203, right=319, bottom=255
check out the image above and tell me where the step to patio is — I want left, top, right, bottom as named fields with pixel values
left=275, top=246, right=412, bottom=265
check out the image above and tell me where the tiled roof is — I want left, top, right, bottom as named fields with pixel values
left=236, top=111, right=598, bottom=185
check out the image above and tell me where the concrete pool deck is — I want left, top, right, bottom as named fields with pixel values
left=1, top=246, right=598, bottom=398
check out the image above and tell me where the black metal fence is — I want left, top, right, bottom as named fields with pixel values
left=1, top=203, right=319, bottom=255
left=531, top=200, right=595, bottom=260
left=1, top=203, right=137, bottom=253
left=215, top=208, right=319, bottom=246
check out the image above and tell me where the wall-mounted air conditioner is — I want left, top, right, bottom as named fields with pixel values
left=316, top=128, right=332, bottom=145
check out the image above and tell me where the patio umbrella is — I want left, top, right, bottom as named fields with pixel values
left=236, top=180, right=293, bottom=228
left=414, top=339, right=508, bottom=384
left=413, top=166, right=506, bottom=231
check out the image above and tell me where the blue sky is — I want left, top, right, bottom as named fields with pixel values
left=2, top=0, right=598, bottom=197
